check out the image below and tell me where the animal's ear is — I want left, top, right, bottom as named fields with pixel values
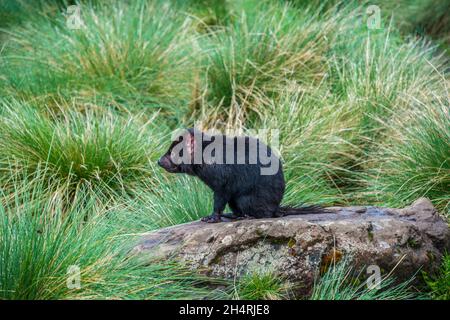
left=186, top=130, right=196, bottom=156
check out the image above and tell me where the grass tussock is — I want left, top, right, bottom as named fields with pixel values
left=0, top=0, right=196, bottom=114
left=0, top=173, right=227, bottom=300
left=310, top=258, right=418, bottom=300
left=234, top=271, right=291, bottom=300
left=424, top=254, right=450, bottom=300
left=0, top=100, right=165, bottom=197
left=198, top=1, right=341, bottom=117
left=367, top=95, right=450, bottom=214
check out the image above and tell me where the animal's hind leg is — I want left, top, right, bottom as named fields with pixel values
left=227, top=198, right=242, bottom=216
left=233, top=193, right=279, bottom=218
left=222, top=199, right=250, bottom=220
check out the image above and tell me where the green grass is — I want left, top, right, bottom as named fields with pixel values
left=0, top=0, right=196, bottom=116
left=234, top=271, right=291, bottom=300
left=199, top=1, right=336, bottom=115
left=424, top=254, right=450, bottom=300
left=0, top=0, right=448, bottom=300
left=367, top=96, right=450, bottom=214
left=0, top=171, right=228, bottom=299
left=0, top=99, right=166, bottom=198
left=121, top=174, right=213, bottom=230
left=285, top=0, right=450, bottom=52
left=310, top=258, right=418, bottom=300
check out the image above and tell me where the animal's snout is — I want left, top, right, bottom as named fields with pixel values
left=158, top=155, right=179, bottom=173
left=157, top=157, right=166, bottom=168
left=158, top=156, right=171, bottom=169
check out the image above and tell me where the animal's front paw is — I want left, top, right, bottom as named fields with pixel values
left=201, top=214, right=221, bottom=223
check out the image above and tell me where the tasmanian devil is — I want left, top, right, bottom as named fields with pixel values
left=158, top=128, right=327, bottom=223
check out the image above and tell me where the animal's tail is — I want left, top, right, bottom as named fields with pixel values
left=276, top=205, right=330, bottom=217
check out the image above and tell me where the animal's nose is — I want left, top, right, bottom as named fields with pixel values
left=157, top=158, right=163, bottom=167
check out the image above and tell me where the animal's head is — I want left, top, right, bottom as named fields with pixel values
left=158, top=128, right=199, bottom=174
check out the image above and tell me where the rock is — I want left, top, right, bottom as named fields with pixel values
left=133, top=198, right=450, bottom=294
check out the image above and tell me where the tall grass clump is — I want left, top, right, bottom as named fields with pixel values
left=0, top=172, right=227, bottom=299
left=424, top=254, right=450, bottom=300
left=367, top=95, right=449, bottom=214
left=284, top=2, right=450, bottom=196
left=326, top=3, right=447, bottom=140
left=234, top=271, right=291, bottom=300
left=310, top=258, right=418, bottom=300
left=0, top=0, right=196, bottom=115
left=0, top=100, right=163, bottom=197
left=271, top=2, right=448, bottom=155
left=199, top=1, right=341, bottom=118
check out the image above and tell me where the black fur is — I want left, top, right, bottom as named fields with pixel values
left=158, top=128, right=327, bottom=223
